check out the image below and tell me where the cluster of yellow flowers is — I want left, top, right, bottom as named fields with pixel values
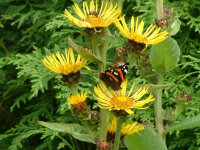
left=42, top=0, right=168, bottom=143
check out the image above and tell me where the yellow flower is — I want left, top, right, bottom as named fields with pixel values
left=67, top=92, right=87, bottom=110
left=107, top=117, right=144, bottom=137
left=94, top=80, right=154, bottom=115
left=65, top=0, right=121, bottom=29
left=115, top=15, right=168, bottom=52
left=42, top=48, right=87, bottom=76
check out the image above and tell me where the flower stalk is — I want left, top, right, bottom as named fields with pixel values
left=113, top=117, right=123, bottom=150
left=154, top=73, right=164, bottom=139
left=90, top=28, right=109, bottom=142
left=98, top=36, right=108, bottom=142
left=154, top=0, right=165, bottom=141
left=156, top=0, right=164, bottom=19
left=70, top=84, right=78, bottom=94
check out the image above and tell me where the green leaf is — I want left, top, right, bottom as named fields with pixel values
left=38, top=121, right=95, bottom=143
left=150, top=37, right=180, bottom=74
left=164, top=114, right=200, bottom=135
left=169, top=18, right=181, bottom=36
left=124, top=126, right=168, bottom=150
left=68, top=37, right=103, bottom=65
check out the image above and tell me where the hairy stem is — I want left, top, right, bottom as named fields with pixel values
left=113, top=117, right=123, bottom=150
left=154, top=74, right=164, bottom=139
left=156, top=0, right=164, bottom=19
left=99, top=28, right=109, bottom=67
left=97, top=28, right=109, bottom=142
left=70, top=84, right=78, bottom=94
left=98, top=60, right=108, bottom=142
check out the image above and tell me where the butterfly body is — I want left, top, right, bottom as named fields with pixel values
left=99, top=62, right=129, bottom=91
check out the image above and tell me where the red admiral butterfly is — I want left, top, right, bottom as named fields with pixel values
left=99, top=62, right=129, bottom=91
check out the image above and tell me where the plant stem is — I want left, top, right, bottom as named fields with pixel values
left=97, top=28, right=109, bottom=142
left=98, top=60, right=108, bottom=142
left=156, top=0, right=164, bottom=19
left=0, top=37, right=9, bottom=55
left=113, top=117, right=123, bottom=150
left=155, top=0, right=165, bottom=141
left=99, top=28, right=109, bottom=66
left=99, top=109, right=108, bottom=142
left=70, top=84, right=78, bottom=94
left=154, top=73, right=164, bottom=139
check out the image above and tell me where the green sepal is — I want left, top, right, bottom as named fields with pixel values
left=38, top=121, right=95, bottom=143
left=68, top=37, right=103, bottom=66
left=124, top=126, right=168, bottom=150
left=150, top=37, right=180, bottom=74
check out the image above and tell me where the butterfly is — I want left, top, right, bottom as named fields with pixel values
left=99, top=62, right=129, bottom=91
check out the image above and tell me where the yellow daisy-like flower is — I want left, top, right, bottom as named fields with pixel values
left=42, top=48, right=87, bottom=75
left=94, top=80, right=155, bottom=115
left=67, top=92, right=87, bottom=110
left=65, top=0, right=121, bottom=29
left=115, top=15, right=168, bottom=52
left=107, top=117, right=144, bottom=137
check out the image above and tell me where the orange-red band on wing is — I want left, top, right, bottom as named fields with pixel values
left=116, top=68, right=124, bottom=80
left=106, top=72, right=119, bottom=82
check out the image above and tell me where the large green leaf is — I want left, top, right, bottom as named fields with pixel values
left=150, top=37, right=180, bottom=74
left=68, top=37, right=103, bottom=65
left=124, top=126, right=168, bottom=150
left=164, top=114, right=200, bottom=135
left=38, top=121, right=95, bottom=143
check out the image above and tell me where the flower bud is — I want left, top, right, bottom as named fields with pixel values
left=176, top=93, right=192, bottom=106
left=179, top=93, right=192, bottom=102
left=164, top=7, right=176, bottom=19
left=136, top=55, right=156, bottom=83
left=114, top=48, right=128, bottom=66
left=165, top=107, right=176, bottom=125
left=98, top=141, right=110, bottom=150
left=91, top=110, right=100, bottom=124
left=156, top=19, right=168, bottom=27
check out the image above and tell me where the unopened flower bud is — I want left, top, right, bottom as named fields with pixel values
left=136, top=55, right=156, bottom=83
left=114, top=48, right=128, bottom=66
left=179, top=93, right=192, bottom=102
left=164, top=7, right=176, bottom=19
left=137, top=55, right=149, bottom=65
left=165, top=107, right=176, bottom=125
left=98, top=141, right=110, bottom=150
left=156, top=19, right=168, bottom=27
left=176, top=93, right=192, bottom=107
left=91, top=110, right=100, bottom=124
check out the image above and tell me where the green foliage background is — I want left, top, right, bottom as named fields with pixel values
left=0, top=0, right=200, bottom=149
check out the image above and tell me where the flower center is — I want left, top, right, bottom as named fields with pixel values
left=110, top=96, right=134, bottom=109
left=84, top=17, right=105, bottom=27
